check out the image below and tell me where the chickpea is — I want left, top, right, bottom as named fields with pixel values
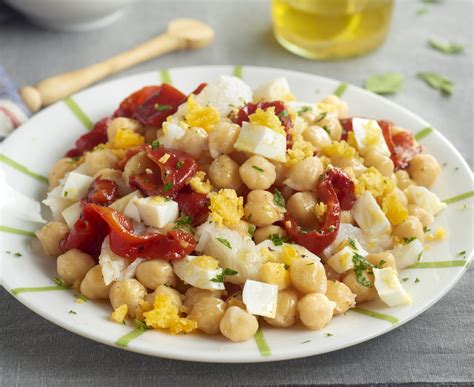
left=321, top=95, right=349, bottom=118
left=342, top=271, right=377, bottom=303
left=184, top=287, right=223, bottom=311
left=107, top=117, right=142, bottom=142
left=219, top=306, right=259, bottom=342
left=177, top=127, right=209, bottom=159
left=289, top=258, right=327, bottom=294
left=366, top=252, right=397, bottom=272
left=80, top=265, right=112, bottom=300
left=189, top=297, right=227, bottom=334
left=340, top=211, right=354, bottom=224
left=285, top=157, right=323, bottom=192
left=259, top=262, right=291, bottom=290
left=408, top=154, right=441, bottom=187
left=94, top=168, right=131, bottom=196
left=303, top=125, right=332, bottom=151
left=263, top=289, right=298, bottom=328
left=83, top=148, right=118, bottom=176
left=364, top=150, right=394, bottom=177
left=208, top=155, right=242, bottom=190
left=109, top=279, right=147, bottom=318
left=35, top=221, right=69, bottom=256
left=392, top=215, right=424, bottom=242
left=395, top=170, right=414, bottom=190
left=136, top=260, right=177, bottom=290
left=394, top=187, right=408, bottom=207
left=287, top=192, right=318, bottom=228
left=208, top=121, right=240, bottom=158
left=244, top=190, right=284, bottom=227
left=407, top=204, right=435, bottom=227
left=325, top=280, right=356, bottom=315
left=57, top=249, right=95, bottom=290
left=253, top=225, right=287, bottom=244
left=239, top=155, right=276, bottom=190
left=297, top=293, right=335, bottom=330
left=122, top=152, right=157, bottom=186
left=146, top=285, right=182, bottom=309
left=48, top=158, right=77, bottom=189
left=232, top=219, right=253, bottom=237
left=274, top=162, right=289, bottom=186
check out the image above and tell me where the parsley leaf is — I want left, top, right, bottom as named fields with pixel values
left=417, top=72, right=453, bottom=95
left=151, top=140, right=161, bottom=149
left=162, top=182, right=173, bottom=192
left=252, top=165, right=264, bottom=172
left=347, top=237, right=357, bottom=250
left=278, top=109, right=289, bottom=118
left=374, top=259, right=386, bottom=269
left=324, top=332, right=333, bottom=337
left=428, top=39, right=464, bottom=54
left=352, top=253, right=373, bottom=288
left=13, top=252, right=22, bottom=257
left=403, top=237, right=417, bottom=244
left=216, top=237, right=232, bottom=249
left=298, top=106, right=312, bottom=115
left=457, top=250, right=466, bottom=257
left=402, top=277, right=409, bottom=282
left=423, top=226, right=431, bottom=233
left=174, top=216, right=193, bottom=231
left=176, top=161, right=184, bottom=169
left=268, top=234, right=289, bottom=246
left=69, top=310, right=77, bottom=315
left=365, top=72, right=404, bottom=95
left=210, top=268, right=238, bottom=283
left=415, top=277, right=420, bottom=283
left=154, top=103, right=172, bottom=112
left=248, top=225, right=256, bottom=237
left=273, top=189, right=286, bottom=208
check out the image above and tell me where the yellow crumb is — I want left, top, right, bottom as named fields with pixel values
left=281, top=244, right=299, bottom=266
left=426, top=227, right=446, bottom=242
left=158, top=153, right=171, bottom=164
left=111, top=304, right=128, bottom=323
left=189, top=171, right=213, bottom=194
left=286, top=134, right=314, bottom=167
left=249, top=107, right=286, bottom=135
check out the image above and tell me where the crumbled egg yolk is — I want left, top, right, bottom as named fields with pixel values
left=189, top=171, right=213, bottom=194
left=322, top=140, right=357, bottom=159
left=347, top=131, right=357, bottom=148
left=281, top=244, right=299, bottom=266
left=382, top=191, right=408, bottom=225
left=149, top=196, right=167, bottom=204
left=208, top=189, right=244, bottom=228
left=249, top=107, right=286, bottom=135
left=192, top=255, right=219, bottom=270
left=426, top=227, right=446, bottom=242
left=286, top=134, right=314, bottom=167
left=185, top=95, right=219, bottom=133
left=113, top=127, right=145, bottom=149
left=143, top=294, right=197, bottom=334
left=260, top=247, right=279, bottom=263
left=313, top=202, right=327, bottom=220
left=111, top=304, right=128, bottom=323
left=355, top=167, right=394, bottom=198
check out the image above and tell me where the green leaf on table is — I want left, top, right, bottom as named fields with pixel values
left=428, top=39, right=464, bottom=54
left=417, top=72, right=453, bottom=95
left=421, top=0, right=442, bottom=3
left=416, top=7, right=429, bottom=16
left=364, top=73, right=404, bottom=95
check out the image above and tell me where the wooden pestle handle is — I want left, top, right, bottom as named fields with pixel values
left=20, top=18, right=214, bottom=112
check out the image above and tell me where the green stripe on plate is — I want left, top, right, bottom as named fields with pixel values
left=414, top=126, right=433, bottom=141
left=443, top=191, right=474, bottom=204
left=0, top=154, right=48, bottom=184
left=334, top=83, right=348, bottom=97
left=11, top=285, right=69, bottom=296
left=254, top=328, right=271, bottom=357
left=232, top=65, right=243, bottom=79
left=0, top=225, right=36, bottom=237
left=160, top=68, right=172, bottom=84
left=116, top=327, right=147, bottom=347
left=408, top=260, right=466, bottom=269
left=64, top=97, right=93, bottom=130
left=352, top=308, right=399, bottom=324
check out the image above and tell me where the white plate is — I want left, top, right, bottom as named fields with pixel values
left=1, top=66, right=472, bottom=363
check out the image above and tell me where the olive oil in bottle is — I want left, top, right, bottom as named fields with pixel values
left=272, top=0, right=394, bottom=60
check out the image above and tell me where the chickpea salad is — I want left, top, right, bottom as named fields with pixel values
left=36, top=75, right=447, bottom=343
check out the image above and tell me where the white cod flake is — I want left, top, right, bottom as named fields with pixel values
left=373, top=267, right=412, bottom=307
left=391, top=239, right=424, bottom=270
left=351, top=191, right=391, bottom=236
left=352, top=118, right=390, bottom=156
left=99, top=237, right=131, bottom=286
left=404, top=185, right=447, bottom=216
left=172, top=255, right=224, bottom=290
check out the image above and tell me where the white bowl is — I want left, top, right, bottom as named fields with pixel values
left=4, top=0, right=141, bottom=31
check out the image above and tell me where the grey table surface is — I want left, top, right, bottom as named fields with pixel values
left=0, top=0, right=473, bottom=386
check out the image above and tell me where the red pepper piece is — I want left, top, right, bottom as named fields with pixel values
left=129, top=146, right=198, bottom=197
left=340, top=118, right=353, bottom=141
left=175, top=189, right=210, bottom=226
left=84, top=178, right=119, bottom=206
left=116, top=144, right=149, bottom=170
left=391, top=131, right=422, bottom=170
left=190, top=82, right=207, bottom=96
left=61, top=203, right=196, bottom=261
left=65, top=117, right=110, bottom=157
left=114, top=86, right=163, bottom=118
left=283, top=168, right=355, bottom=256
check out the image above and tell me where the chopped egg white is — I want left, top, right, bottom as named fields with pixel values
left=61, top=201, right=82, bottom=229
left=158, top=117, right=187, bottom=148
left=404, top=185, right=447, bottom=216
left=133, top=196, right=179, bottom=228
left=172, top=255, right=225, bottom=290
left=253, top=77, right=293, bottom=102
left=256, top=239, right=320, bottom=264
left=373, top=267, right=412, bottom=307
left=242, top=279, right=278, bottom=318
left=42, top=185, right=75, bottom=220
left=352, top=191, right=391, bottom=236
left=123, top=197, right=141, bottom=223
left=61, top=172, right=94, bottom=201
left=391, top=238, right=424, bottom=270
left=352, top=118, right=390, bottom=157
left=326, top=239, right=368, bottom=274
left=234, top=121, right=287, bottom=162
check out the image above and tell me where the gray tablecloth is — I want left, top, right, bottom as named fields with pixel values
left=0, top=0, right=473, bottom=385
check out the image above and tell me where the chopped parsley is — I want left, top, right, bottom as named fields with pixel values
left=423, top=226, right=431, bottom=233
left=13, top=252, right=22, bottom=257
left=317, top=111, right=328, bottom=121
left=5, top=251, right=11, bottom=254
left=364, top=72, right=404, bottom=95
left=347, top=237, right=357, bottom=250
left=269, top=234, right=289, bottom=246
left=322, top=126, right=331, bottom=134
left=248, top=225, right=256, bottom=237
left=63, top=191, right=68, bottom=197
left=428, top=39, right=464, bottom=54
left=415, top=277, right=420, bottom=283
left=328, top=225, right=335, bottom=232
left=162, top=182, right=173, bottom=192
left=402, top=277, right=409, bottom=282
left=324, top=333, right=333, bottom=337
left=69, top=310, right=77, bottom=315
left=216, top=237, right=232, bottom=249
left=457, top=250, right=466, bottom=257
left=154, top=103, right=172, bottom=111
left=151, top=140, right=161, bottom=149
left=352, top=253, right=373, bottom=288
left=417, top=72, right=453, bottom=96
left=210, top=268, right=238, bottom=283
left=300, top=340, right=311, bottom=344
left=176, top=161, right=184, bottom=169
left=134, top=319, right=150, bottom=330
left=273, top=189, right=286, bottom=208
left=278, top=109, right=289, bottom=118
left=252, top=165, right=264, bottom=173
left=374, top=259, right=386, bottom=269
left=403, top=237, right=417, bottom=244
left=298, top=106, right=312, bottom=115
left=174, top=216, right=193, bottom=231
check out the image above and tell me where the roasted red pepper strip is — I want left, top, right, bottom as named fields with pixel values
left=175, top=189, right=210, bottom=226
left=284, top=168, right=355, bottom=256
left=129, top=146, right=198, bottom=197
left=61, top=204, right=196, bottom=260
left=83, top=178, right=119, bottom=206
left=190, top=82, right=207, bottom=96
left=65, top=117, right=110, bottom=158
left=391, top=130, right=422, bottom=170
